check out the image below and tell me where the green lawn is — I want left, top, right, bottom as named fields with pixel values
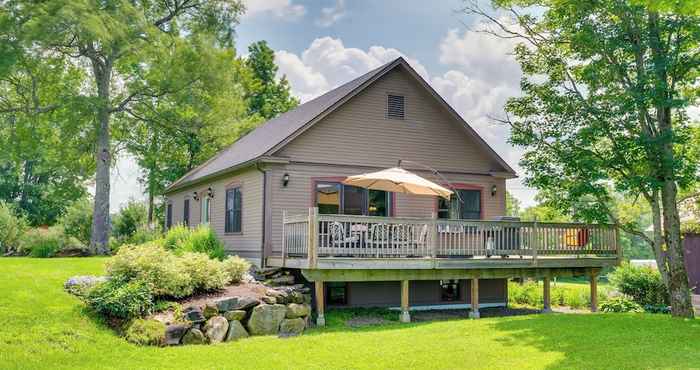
left=1, top=258, right=699, bottom=370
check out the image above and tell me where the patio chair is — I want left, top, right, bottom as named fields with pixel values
left=329, top=222, right=358, bottom=255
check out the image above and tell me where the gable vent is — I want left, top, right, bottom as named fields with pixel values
left=387, top=94, right=405, bottom=120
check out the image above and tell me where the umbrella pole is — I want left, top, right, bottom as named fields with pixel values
left=397, top=159, right=462, bottom=202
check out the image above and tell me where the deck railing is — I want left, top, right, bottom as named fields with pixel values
left=282, top=208, right=620, bottom=266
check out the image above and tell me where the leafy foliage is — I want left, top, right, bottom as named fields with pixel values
left=245, top=40, right=299, bottom=120
left=111, top=201, right=149, bottom=243
left=180, top=252, right=230, bottom=292
left=59, top=198, right=93, bottom=246
left=162, top=224, right=191, bottom=251
left=608, top=263, right=668, bottom=306
left=508, top=280, right=609, bottom=309
left=124, top=319, right=166, bottom=346
left=601, top=296, right=644, bottom=313
left=18, top=226, right=84, bottom=258
left=84, top=279, right=154, bottom=320
left=0, top=201, right=26, bottom=254
left=175, top=225, right=225, bottom=260
left=222, top=255, right=251, bottom=284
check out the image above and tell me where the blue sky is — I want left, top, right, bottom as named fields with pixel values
left=109, top=0, right=537, bottom=211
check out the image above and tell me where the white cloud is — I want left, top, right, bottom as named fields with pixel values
left=242, top=0, right=306, bottom=20
left=316, top=0, right=347, bottom=27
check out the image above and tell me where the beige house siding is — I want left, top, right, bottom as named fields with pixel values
left=165, top=167, right=264, bottom=266
left=267, top=163, right=506, bottom=255
left=275, top=67, right=503, bottom=174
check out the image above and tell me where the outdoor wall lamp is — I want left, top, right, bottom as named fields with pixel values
left=193, top=191, right=199, bottom=201
left=282, top=173, right=290, bottom=187
left=491, top=185, right=497, bottom=197
left=207, top=187, right=214, bottom=198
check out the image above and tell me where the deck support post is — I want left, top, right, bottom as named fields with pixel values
left=400, top=280, right=410, bottom=323
left=542, top=275, right=552, bottom=313
left=590, top=269, right=598, bottom=313
left=315, top=280, right=325, bottom=326
left=469, top=277, right=480, bottom=319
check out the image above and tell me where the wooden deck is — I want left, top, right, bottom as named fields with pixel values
left=268, top=208, right=621, bottom=271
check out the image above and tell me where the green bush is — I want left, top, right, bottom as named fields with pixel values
left=601, top=296, right=643, bottom=313
left=509, top=280, right=608, bottom=309
left=106, top=243, right=193, bottom=298
left=128, top=225, right=163, bottom=245
left=59, top=198, right=93, bottom=246
left=222, top=256, right=250, bottom=283
left=175, top=225, right=225, bottom=260
left=124, top=319, right=166, bottom=346
left=162, top=224, right=191, bottom=251
left=643, top=304, right=671, bottom=314
left=18, top=226, right=84, bottom=258
left=180, top=252, right=230, bottom=292
left=608, top=263, right=668, bottom=306
left=85, top=279, right=154, bottom=319
left=112, top=201, right=149, bottom=242
left=0, top=201, right=26, bottom=254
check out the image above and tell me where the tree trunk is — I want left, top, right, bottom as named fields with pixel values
left=89, top=58, right=112, bottom=255
left=649, top=192, right=670, bottom=289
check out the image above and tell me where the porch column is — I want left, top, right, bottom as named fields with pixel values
left=315, top=280, right=325, bottom=326
left=590, top=270, right=598, bottom=313
left=543, top=276, right=552, bottom=313
left=400, top=280, right=411, bottom=323
left=469, top=278, right=480, bottom=319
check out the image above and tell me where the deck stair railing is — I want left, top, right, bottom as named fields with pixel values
left=282, top=208, right=620, bottom=266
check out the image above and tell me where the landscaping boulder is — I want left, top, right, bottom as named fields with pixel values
left=269, top=275, right=295, bottom=285
left=64, top=275, right=108, bottom=297
left=303, top=294, right=312, bottom=304
left=223, top=310, right=247, bottom=322
left=247, top=304, right=287, bottom=335
left=203, top=316, right=228, bottom=344
left=183, top=306, right=206, bottom=324
left=203, top=304, right=219, bottom=319
left=261, top=295, right=277, bottom=304
left=289, top=291, right=305, bottom=304
left=213, top=297, right=238, bottom=312
left=233, top=297, right=261, bottom=311
left=279, top=318, right=305, bottom=337
left=164, top=323, right=190, bottom=345
left=225, top=320, right=249, bottom=341
left=286, top=303, right=310, bottom=319
left=266, top=289, right=288, bottom=304
left=181, top=328, right=206, bottom=345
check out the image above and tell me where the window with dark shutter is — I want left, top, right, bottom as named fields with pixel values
left=183, top=199, right=190, bottom=226
left=225, top=187, right=242, bottom=233
left=166, top=203, right=173, bottom=229
left=387, top=94, right=405, bottom=119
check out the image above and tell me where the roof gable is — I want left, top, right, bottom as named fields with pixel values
left=167, top=57, right=516, bottom=192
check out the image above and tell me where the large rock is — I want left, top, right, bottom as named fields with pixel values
left=213, top=297, right=237, bottom=312
left=266, top=289, right=289, bottom=304
left=279, top=318, right=305, bottom=337
left=225, top=320, right=249, bottom=341
left=183, top=306, right=206, bottom=324
left=64, top=275, right=108, bottom=297
left=235, top=297, right=261, bottom=311
left=223, top=310, right=247, bottom=322
left=247, top=304, right=287, bottom=335
left=203, top=304, right=219, bottom=319
left=261, top=295, right=277, bottom=304
left=269, top=275, right=295, bottom=285
left=203, top=316, right=228, bottom=344
left=181, top=328, right=206, bottom=345
left=164, top=323, right=191, bottom=345
left=289, top=291, right=305, bottom=304
left=286, top=303, right=311, bottom=319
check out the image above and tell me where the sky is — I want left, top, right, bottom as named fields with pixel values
left=109, top=0, right=537, bottom=212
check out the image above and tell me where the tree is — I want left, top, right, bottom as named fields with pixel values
left=6, top=0, right=244, bottom=253
left=462, top=0, right=699, bottom=316
left=505, top=191, right=522, bottom=216
left=245, top=40, right=299, bottom=120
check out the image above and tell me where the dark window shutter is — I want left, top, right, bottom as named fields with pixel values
left=225, top=188, right=242, bottom=233
left=183, top=199, right=190, bottom=226
left=387, top=94, right=405, bottom=119
left=166, top=204, right=173, bottom=229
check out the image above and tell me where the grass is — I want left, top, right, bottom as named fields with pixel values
left=1, top=258, right=699, bottom=370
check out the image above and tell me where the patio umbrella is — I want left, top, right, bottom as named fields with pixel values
left=342, top=167, right=453, bottom=199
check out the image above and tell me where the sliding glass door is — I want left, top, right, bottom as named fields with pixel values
left=315, top=182, right=390, bottom=216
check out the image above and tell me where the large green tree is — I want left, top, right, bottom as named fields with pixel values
left=4, top=0, right=244, bottom=253
left=463, top=0, right=699, bottom=316
left=245, top=40, right=298, bottom=120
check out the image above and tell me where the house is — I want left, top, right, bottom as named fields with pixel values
left=164, top=57, right=620, bottom=323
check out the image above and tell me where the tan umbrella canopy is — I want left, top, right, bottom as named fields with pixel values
left=342, top=167, right=453, bottom=199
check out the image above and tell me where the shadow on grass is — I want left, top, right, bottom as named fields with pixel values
left=488, top=313, right=700, bottom=369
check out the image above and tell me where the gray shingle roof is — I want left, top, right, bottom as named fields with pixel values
left=167, top=59, right=395, bottom=191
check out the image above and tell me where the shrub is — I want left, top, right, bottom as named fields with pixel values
left=128, top=225, right=163, bottom=245
left=106, top=243, right=193, bottom=298
left=608, top=263, right=668, bottom=306
left=59, top=198, right=93, bottom=246
left=601, top=296, right=643, bottom=313
left=222, top=256, right=250, bottom=283
left=509, top=280, right=608, bottom=309
left=162, top=224, right=191, bottom=251
left=176, top=225, right=225, bottom=260
left=18, top=226, right=83, bottom=258
left=112, top=201, right=149, bottom=242
left=84, top=279, right=154, bottom=319
left=180, top=252, right=230, bottom=291
left=0, top=201, right=26, bottom=254
left=124, top=319, right=166, bottom=346
left=643, top=304, right=671, bottom=314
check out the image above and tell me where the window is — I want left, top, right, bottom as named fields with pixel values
left=326, top=282, right=348, bottom=305
left=440, top=280, right=460, bottom=302
left=387, top=94, right=405, bottom=119
left=225, top=187, right=242, bottom=233
left=315, top=182, right=390, bottom=216
left=183, top=199, right=190, bottom=226
left=201, top=196, right=210, bottom=224
left=437, top=189, right=481, bottom=220
left=166, top=203, right=172, bottom=229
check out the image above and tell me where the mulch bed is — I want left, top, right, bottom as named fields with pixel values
left=176, top=281, right=268, bottom=308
